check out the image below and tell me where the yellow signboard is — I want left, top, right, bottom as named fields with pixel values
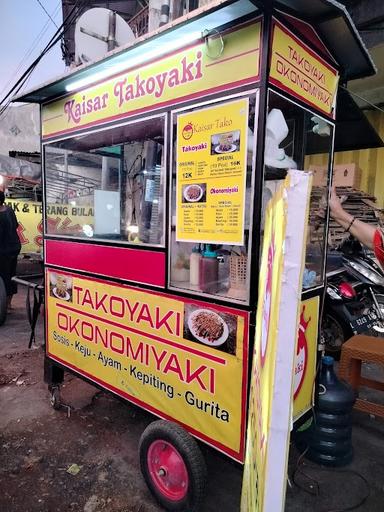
left=176, top=98, right=249, bottom=244
left=46, top=271, right=249, bottom=461
left=42, top=21, right=261, bottom=139
left=241, top=171, right=312, bottom=512
left=6, top=200, right=94, bottom=254
left=270, top=21, right=339, bottom=117
left=241, top=179, right=287, bottom=511
left=293, top=296, right=320, bottom=421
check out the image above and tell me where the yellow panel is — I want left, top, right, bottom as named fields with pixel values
left=42, top=21, right=261, bottom=138
left=269, top=22, right=339, bottom=117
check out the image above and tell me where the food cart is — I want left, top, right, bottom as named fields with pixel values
left=14, top=1, right=375, bottom=510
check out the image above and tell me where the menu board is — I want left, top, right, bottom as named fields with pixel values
left=176, top=98, right=249, bottom=245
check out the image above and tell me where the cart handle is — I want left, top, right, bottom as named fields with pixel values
left=12, top=276, right=44, bottom=348
left=12, top=276, right=44, bottom=290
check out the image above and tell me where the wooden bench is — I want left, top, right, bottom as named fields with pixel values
left=339, top=335, right=384, bottom=418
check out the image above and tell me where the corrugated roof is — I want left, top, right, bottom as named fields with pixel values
left=277, top=0, right=376, bottom=79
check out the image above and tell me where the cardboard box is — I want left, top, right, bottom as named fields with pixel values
left=309, top=165, right=328, bottom=187
left=333, top=163, right=362, bottom=188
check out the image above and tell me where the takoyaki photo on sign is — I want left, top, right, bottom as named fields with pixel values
left=211, top=130, right=240, bottom=155
left=49, top=272, right=73, bottom=302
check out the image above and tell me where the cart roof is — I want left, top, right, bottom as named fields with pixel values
left=13, top=0, right=375, bottom=104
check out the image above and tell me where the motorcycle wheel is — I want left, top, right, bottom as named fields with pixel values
left=372, top=296, right=384, bottom=335
left=322, top=313, right=352, bottom=359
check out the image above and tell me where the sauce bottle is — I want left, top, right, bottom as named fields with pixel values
left=199, top=245, right=219, bottom=294
left=190, top=244, right=201, bottom=287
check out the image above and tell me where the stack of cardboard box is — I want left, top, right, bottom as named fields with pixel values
left=309, top=187, right=382, bottom=248
left=309, top=163, right=362, bottom=189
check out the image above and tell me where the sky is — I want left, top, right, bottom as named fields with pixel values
left=0, top=0, right=65, bottom=102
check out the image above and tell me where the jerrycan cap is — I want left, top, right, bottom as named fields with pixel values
left=322, top=355, right=334, bottom=366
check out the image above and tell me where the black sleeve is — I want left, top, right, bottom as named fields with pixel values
left=0, top=217, right=4, bottom=247
left=8, top=207, right=19, bottom=229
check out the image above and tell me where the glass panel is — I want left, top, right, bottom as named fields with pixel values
left=169, top=94, right=258, bottom=303
left=264, top=91, right=334, bottom=288
left=44, top=116, right=166, bottom=245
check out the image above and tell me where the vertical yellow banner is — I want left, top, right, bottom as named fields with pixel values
left=241, top=171, right=312, bottom=512
left=241, top=181, right=287, bottom=511
left=176, top=98, right=249, bottom=245
left=293, top=296, right=320, bottom=420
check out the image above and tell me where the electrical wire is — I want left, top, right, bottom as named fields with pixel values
left=292, top=458, right=370, bottom=512
left=0, top=40, right=59, bottom=113
left=1, top=8, right=63, bottom=103
left=0, top=11, right=75, bottom=117
left=35, top=0, right=59, bottom=28
left=291, top=361, right=370, bottom=512
left=0, top=0, right=87, bottom=119
left=0, top=2, right=61, bottom=97
left=3, top=0, right=146, bottom=108
left=340, top=84, right=384, bottom=115
left=11, top=4, right=62, bottom=99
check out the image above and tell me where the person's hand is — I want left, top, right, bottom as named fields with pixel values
left=329, top=185, right=346, bottom=219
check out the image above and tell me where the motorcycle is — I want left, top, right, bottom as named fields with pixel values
left=322, top=237, right=384, bottom=355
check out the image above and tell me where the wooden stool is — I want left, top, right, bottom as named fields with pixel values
left=339, top=335, right=384, bottom=418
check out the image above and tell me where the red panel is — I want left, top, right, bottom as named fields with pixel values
left=279, top=13, right=337, bottom=64
left=45, top=239, right=165, bottom=287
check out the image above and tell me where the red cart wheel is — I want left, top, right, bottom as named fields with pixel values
left=139, top=420, right=206, bottom=511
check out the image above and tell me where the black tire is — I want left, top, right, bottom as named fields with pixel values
left=372, top=295, right=384, bottom=335
left=322, top=312, right=352, bottom=359
left=0, top=277, right=7, bottom=326
left=139, top=420, right=207, bottom=512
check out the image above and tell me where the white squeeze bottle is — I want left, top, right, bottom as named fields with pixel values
left=190, top=244, right=201, bottom=287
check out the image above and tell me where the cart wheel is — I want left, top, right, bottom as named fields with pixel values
left=0, top=277, right=7, bottom=326
left=139, top=420, right=207, bottom=512
left=49, top=386, right=61, bottom=410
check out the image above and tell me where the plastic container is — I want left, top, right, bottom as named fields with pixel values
left=199, top=245, right=219, bottom=294
left=295, top=355, right=355, bottom=467
left=228, top=254, right=247, bottom=299
left=190, top=245, right=201, bottom=287
left=317, top=356, right=356, bottom=412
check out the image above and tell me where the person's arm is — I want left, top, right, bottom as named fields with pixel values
left=373, top=228, right=384, bottom=268
left=9, top=206, right=19, bottom=228
left=329, top=186, right=375, bottom=249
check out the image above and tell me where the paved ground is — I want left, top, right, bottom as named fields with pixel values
left=1, top=272, right=384, bottom=511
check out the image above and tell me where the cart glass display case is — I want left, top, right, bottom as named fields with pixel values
left=264, top=90, right=334, bottom=290
left=44, top=115, right=166, bottom=246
